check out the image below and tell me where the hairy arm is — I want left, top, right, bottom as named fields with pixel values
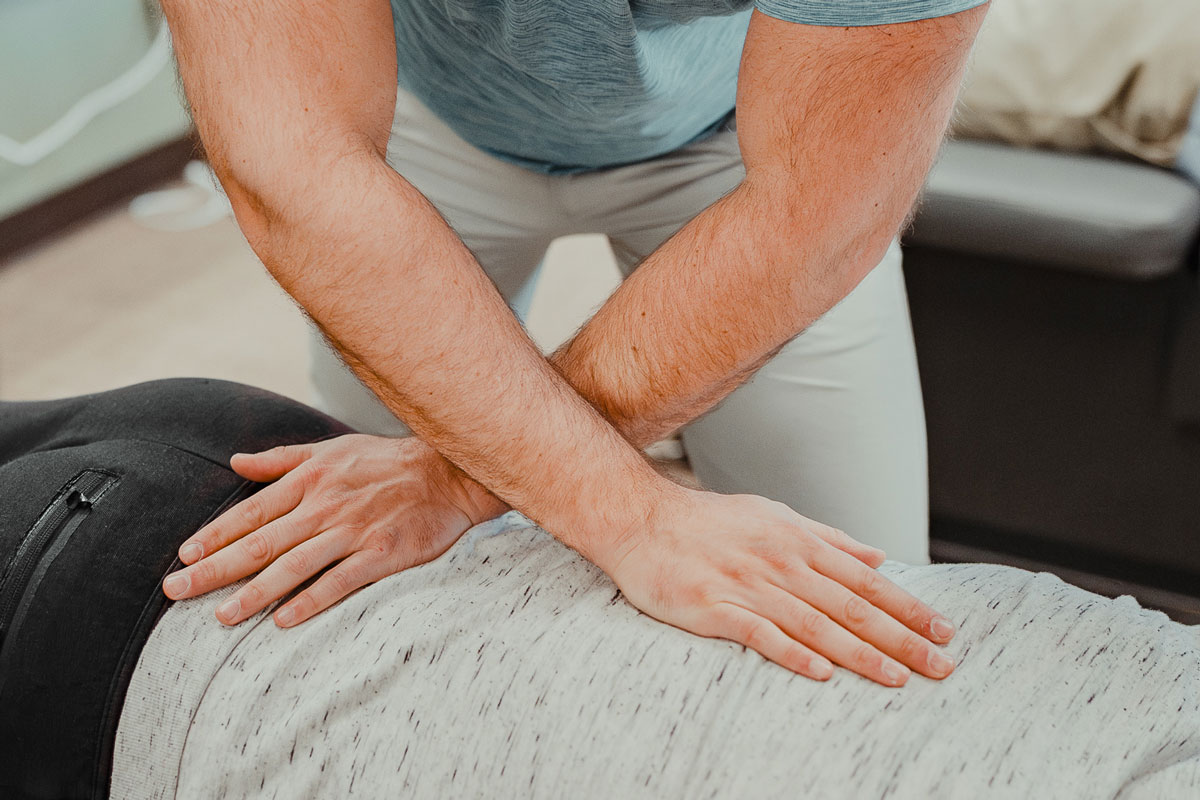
left=160, top=0, right=676, bottom=559
left=552, top=6, right=988, bottom=448
left=162, top=0, right=979, bottom=685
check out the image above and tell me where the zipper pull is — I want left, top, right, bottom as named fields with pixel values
left=65, top=490, right=93, bottom=510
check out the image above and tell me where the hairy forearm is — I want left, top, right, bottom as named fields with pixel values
left=549, top=9, right=980, bottom=449
left=548, top=176, right=903, bottom=450
left=160, top=0, right=685, bottom=549
left=549, top=183, right=849, bottom=450
left=232, top=152, right=673, bottom=561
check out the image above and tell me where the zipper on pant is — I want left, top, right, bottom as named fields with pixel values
left=0, top=469, right=120, bottom=646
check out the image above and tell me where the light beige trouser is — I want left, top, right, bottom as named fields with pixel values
left=310, top=88, right=930, bottom=564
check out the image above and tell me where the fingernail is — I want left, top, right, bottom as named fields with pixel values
left=883, top=661, right=910, bottom=685
left=217, top=597, right=241, bottom=623
left=179, top=542, right=203, bottom=563
left=931, top=616, right=956, bottom=639
left=929, top=650, right=956, bottom=676
left=163, top=572, right=190, bottom=598
left=275, top=606, right=295, bottom=627
left=812, top=658, right=834, bottom=680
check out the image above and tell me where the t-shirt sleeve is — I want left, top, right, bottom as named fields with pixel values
left=754, top=0, right=988, bottom=26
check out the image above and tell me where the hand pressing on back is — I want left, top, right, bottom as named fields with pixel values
left=592, top=488, right=958, bottom=688
left=161, top=434, right=508, bottom=627
left=160, top=433, right=957, bottom=689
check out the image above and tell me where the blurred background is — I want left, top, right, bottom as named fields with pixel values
left=2, top=1, right=1199, bottom=618
left=0, top=0, right=617, bottom=405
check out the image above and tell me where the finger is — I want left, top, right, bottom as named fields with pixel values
left=272, top=551, right=382, bottom=628
left=213, top=530, right=351, bottom=625
left=757, top=585, right=911, bottom=688
left=229, top=443, right=316, bottom=482
left=809, top=524, right=886, bottom=568
left=175, top=473, right=307, bottom=567
left=810, top=544, right=957, bottom=644
left=708, top=603, right=834, bottom=681
left=166, top=508, right=315, bottom=600
left=777, top=568, right=955, bottom=680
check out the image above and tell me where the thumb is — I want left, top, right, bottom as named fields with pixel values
left=230, top=443, right=314, bottom=482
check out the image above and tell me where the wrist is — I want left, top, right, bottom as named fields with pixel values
left=552, top=471, right=691, bottom=575
left=457, top=476, right=511, bottom=527
left=414, top=439, right=510, bottom=526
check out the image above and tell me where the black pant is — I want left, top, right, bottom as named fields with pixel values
left=0, top=379, right=349, bottom=800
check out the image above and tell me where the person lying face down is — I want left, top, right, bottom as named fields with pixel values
left=127, top=512, right=1199, bottom=799
left=3, top=379, right=1199, bottom=799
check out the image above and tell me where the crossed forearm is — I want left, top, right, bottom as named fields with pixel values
left=547, top=183, right=870, bottom=451
left=232, top=152, right=689, bottom=566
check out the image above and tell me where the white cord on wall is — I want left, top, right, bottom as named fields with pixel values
left=0, top=19, right=172, bottom=167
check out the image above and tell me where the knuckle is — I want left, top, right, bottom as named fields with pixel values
left=279, top=548, right=312, bottom=577
left=314, top=489, right=348, bottom=520
left=693, top=582, right=722, bottom=608
left=766, top=499, right=797, bottom=520
left=720, top=560, right=755, bottom=585
left=242, top=532, right=273, bottom=563
left=195, top=529, right=220, bottom=550
left=852, top=646, right=880, bottom=673
left=857, top=570, right=888, bottom=602
left=751, top=541, right=794, bottom=573
left=792, top=531, right=821, bottom=561
left=237, top=498, right=266, bottom=530
left=828, top=527, right=857, bottom=547
left=363, top=530, right=398, bottom=558
left=896, top=634, right=926, bottom=663
left=239, top=581, right=265, bottom=607
left=906, top=597, right=930, bottom=625
left=843, top=595, right=873, bottom=627
left=784, top=644, right=814, bottom=672
left=190, top=560, right=219, bottom=588
left=339, top=512, right=370, bottom=536
left=296, top=461, right=326, bottom=488
left=309, top=490, right=342, bottom=519
left=735, top=616, right=768, bottom=649
left=326, top=568, right=356, bottom=597
left=796, top=610, right=825, bottom=640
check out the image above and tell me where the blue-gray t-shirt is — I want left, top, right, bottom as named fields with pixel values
left=391, top=1, right=986, bottom=173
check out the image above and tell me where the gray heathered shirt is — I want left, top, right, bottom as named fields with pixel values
left=114, top=514, right=1200, bottom=798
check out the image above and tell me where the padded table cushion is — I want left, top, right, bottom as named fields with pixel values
left=907, top=140, right=1200, bottom=280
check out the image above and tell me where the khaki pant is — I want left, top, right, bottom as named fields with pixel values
left=311, top=88, right=930, bottom=564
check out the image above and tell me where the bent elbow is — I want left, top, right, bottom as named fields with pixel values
left=220, top=173, right=277, bottom=254
left=210, top=139, right=382, bottom=265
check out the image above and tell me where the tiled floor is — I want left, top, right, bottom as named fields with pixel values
left=0, top=194, right=622, bottom=405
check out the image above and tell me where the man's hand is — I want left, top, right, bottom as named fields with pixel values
left=161, top=435, right=508, bottom=627
left=600, top=489, right=957, bottom=687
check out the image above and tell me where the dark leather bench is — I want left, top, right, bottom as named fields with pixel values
left=903, top=140, right=1200, bottom=621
